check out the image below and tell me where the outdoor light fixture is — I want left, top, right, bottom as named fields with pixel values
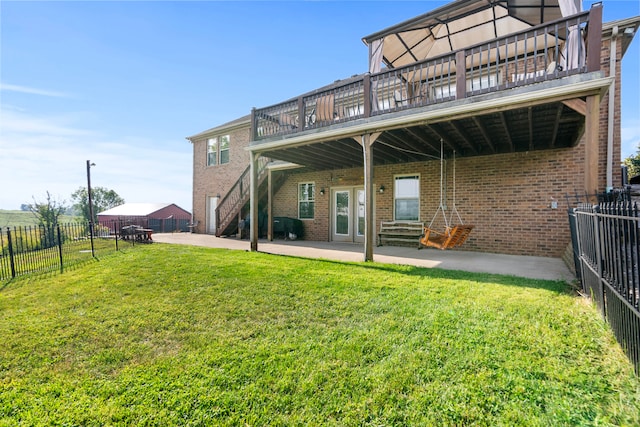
left=379, top=185, right=385, bottom=193
left=320, top=188, right=325, bottom=196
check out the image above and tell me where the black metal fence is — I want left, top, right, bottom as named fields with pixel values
left=0, top=222, right=141, bottom=282
left=98, top=215, right=192, bottom=234
left=565, top=187, right=632, bottom=207
left=570, top=202, right=640, bottom=375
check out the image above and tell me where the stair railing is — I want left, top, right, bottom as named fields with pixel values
left=215, top=156, right=270, bottom=236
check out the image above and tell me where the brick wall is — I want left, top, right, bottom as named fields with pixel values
left=277, top=146, right=587, bottom=257
left=272, top=169, right=365, bottom=241
left=191, top=126, right=251, bottom=233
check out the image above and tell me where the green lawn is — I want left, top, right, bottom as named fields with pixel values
left=1, top=244, right=638, bottom=426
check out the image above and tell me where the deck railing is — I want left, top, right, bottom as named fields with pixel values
left=253, top=7, right=600, bottom=141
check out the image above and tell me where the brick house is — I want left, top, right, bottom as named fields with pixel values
left=187, top=0, right=640, bottom=260
left=188, top=115, right=252, bottom=235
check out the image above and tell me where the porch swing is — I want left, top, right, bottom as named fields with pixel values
left=419, top=140, right=474, bottom=250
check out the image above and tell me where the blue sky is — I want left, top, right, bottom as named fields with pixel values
left=1, top=1, right=638, bottom=211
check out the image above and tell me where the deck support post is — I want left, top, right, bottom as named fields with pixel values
left=250, top=152, right=259, bottom=251
left=363, top=134, right=374, bottom=262
left=268, top=168, right=273, bottom=241
left=360, top=132, right=380, bottom=262
left=585, top=94, right=601, bottom=199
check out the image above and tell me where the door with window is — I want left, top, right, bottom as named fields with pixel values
left=331, top=187, right=366, bottom=243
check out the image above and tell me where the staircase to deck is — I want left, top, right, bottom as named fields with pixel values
left=215, top=157, right=286, bottom=237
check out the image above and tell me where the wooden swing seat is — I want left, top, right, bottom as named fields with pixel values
left=420, top=225, right=474, bottom=250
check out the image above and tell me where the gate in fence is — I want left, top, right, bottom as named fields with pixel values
left=570, top=202, right=640, bottom=374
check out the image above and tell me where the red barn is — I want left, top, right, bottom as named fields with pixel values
left=98, top=203, right=192, bottom=233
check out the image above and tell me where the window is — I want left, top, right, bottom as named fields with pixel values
left=207, top=135, right=230, bottom=166
left=219, top=135, right=230, bottom=164
left=298, top=183, right=315, bottom=219
left=394, top=175, right=419, bottom=221
left=207, top=138, right=217, bottom=166
left=432, top=71, right=501, bottom=100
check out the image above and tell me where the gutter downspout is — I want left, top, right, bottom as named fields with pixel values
left=607, top=26, right=618, bottom=190
left=186, top=137, right=196, bottom=230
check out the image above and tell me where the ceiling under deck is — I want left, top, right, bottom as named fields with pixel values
left=262, top=100, right=585, bottom=171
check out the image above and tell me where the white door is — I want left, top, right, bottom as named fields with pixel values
left=332, top=187, right=366, bottom=243
left=207, top=196, right=218, bottom=234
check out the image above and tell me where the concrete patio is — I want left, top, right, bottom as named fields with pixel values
left=152, top=233, right=575, bottom=282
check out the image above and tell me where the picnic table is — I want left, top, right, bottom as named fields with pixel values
left=119, top=225, right=153, bottom=243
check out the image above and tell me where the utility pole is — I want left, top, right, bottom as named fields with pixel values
left=87, top=160, right=96, bottom=257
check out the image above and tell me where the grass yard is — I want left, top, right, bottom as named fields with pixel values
left=1, top=244, right=639, bottom=426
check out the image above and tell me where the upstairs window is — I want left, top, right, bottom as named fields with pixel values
left=207, top=138, right=217, bottom=166
left=207, top=135, right=230, bottom=166
left=219, top=135, right=230, bottom=164
left=298, top=183, right=315, bottom=219
left=394, top=175, right=420, bottom=221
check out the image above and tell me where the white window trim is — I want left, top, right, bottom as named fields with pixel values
left=206, top=137, right=218, bottom=167
left=206, top=134, right=230, bottom=167
left=298, top=182, right=315, bottom=220
left=219, top=135, right=230, bottom=165
left=393, top=174, right=420, bottom=221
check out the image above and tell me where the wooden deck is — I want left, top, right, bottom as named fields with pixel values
left=253, top=10, right=600, bottom=141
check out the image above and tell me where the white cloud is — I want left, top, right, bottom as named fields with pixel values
left=0, top=83, right=71, bottom=98
left=1, top=109, right=95, bottom=137
left=0, top=106, right=192, bottom=211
